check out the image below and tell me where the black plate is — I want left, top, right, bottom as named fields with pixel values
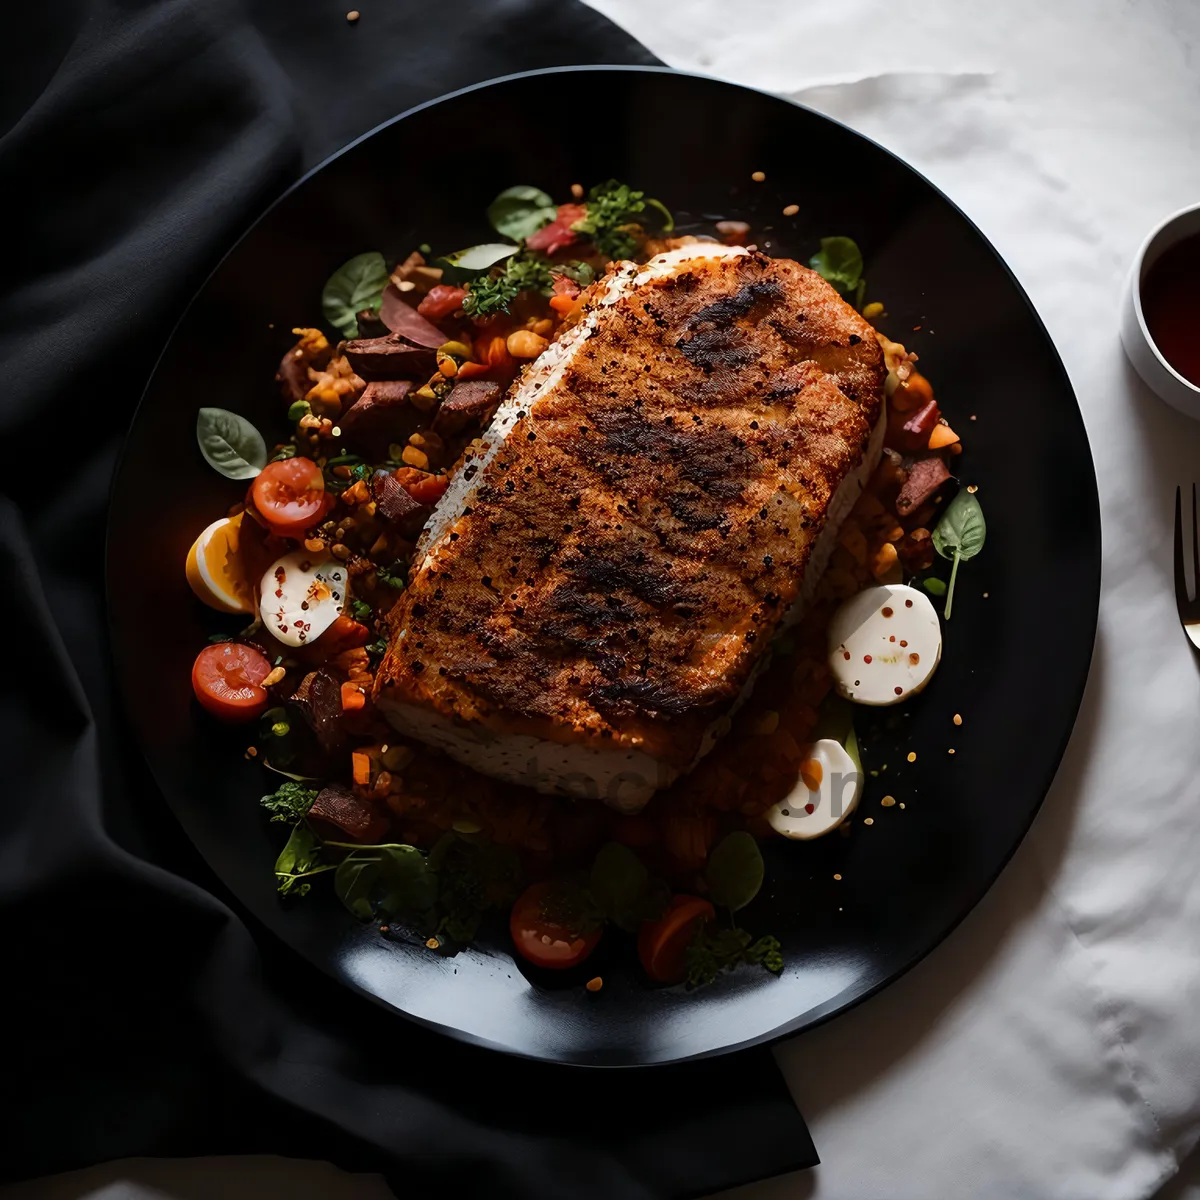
left=107, top=67, right=1100, bottom=1066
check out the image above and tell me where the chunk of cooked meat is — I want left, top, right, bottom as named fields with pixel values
left=374, top=246, right=886, bottom=810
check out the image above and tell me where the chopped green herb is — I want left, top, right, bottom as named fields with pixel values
left=923, top=577, right=948, bottom=597
left=273, top=824, right=331, bottom=896
left=572, top=180, right=673, bottom=260
left=375, top=563, right=407, bottom=590
left=686, top=925, right=783, bottom=988
left=260, top=781, right=319, bottom=824
left=350, top=598, right=373, bottom=622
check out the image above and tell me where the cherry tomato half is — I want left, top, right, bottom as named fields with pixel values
left=191, top=641, right=272, bottom=723
left=510, top=881, right=601, bottom=970
left=637, top=894, right=715, bottom=984
left=251, top=457, right=330, bottom=539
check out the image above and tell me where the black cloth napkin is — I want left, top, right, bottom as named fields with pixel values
left=3, top=2, right=818, bottom=1196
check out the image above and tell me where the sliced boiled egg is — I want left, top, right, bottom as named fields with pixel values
left=185, top=514, right=256, bottom=614
left=767, top=738, right=862, bottom=839
left=828, top=582, right=942, bottom=705
left=259, top=551, right=347, bottom=647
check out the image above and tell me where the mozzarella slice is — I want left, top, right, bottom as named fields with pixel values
left=259, top=551, right=347, bottom=647
left=828, top=582, right=942, bottom=705
left=767, top=738, right=862, bottom=839
left=185, top=514, right=256, bottom=614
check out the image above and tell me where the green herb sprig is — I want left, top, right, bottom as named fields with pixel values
left=931, top=489, right=987, bottom=618
left=571, top=180, right=673, bottom=260
left=809, top=236, right=867, bottom=310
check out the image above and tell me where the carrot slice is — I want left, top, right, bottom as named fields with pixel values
left=351, top=750, right=371, bottom=785
left=637, top=895, right=716, bottom=984
left=928, top=423, right=960, bottom=450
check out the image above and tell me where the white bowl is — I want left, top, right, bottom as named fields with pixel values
left=1120, top=202, right=1200, bottom=420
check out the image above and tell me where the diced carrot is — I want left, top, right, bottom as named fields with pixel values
left=456, top=361, right=492, bottom=380
left=485, top=335, right=514, bottom=372
left=351, top=750, right=372, bottom=785
left=549, top=294, right=580, bottom=317
left=928, top=423, right=960, bottom=450
left=342, top=682, right=367, bottom=712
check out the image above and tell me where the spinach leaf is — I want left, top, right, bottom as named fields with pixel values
left=274, top=824, right=330, bottom=897
left=932, top=489, right=986, bottom=618
left=487, top=185, right=557, bottom=242
left=322, top=251, right=389, bottom=339
left=809, top=237, right=865, bottom=298
left=589, top=842, right=668, bottom=932
left=334, top=856, right=379, bottom=920
left=378, top=845, right=437, bottom=924
left=196, top=408, right=267, bottom=480
left=705, top=831, right=765, bottom=912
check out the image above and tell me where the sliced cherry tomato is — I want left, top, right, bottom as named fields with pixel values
left=191, top=642, right=272, bottom=723
left=510, top=881, right=601, bottom=970
left=637, top=894, right=715, bottom=984
left=251, top=458, right=330, bottom=539
left=417, top=284, right=467, bottom=321
left=392, top=467, right=449, bottom=506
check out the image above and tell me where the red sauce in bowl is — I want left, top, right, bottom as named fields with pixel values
left=1141, top=233, right=1200, bottom=387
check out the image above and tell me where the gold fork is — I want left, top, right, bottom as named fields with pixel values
left=1174, top=485, right=1200, bottom=650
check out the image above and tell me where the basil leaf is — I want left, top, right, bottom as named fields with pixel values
left=932, top=490, right=986, bottom=619
left=589, top=842, right=667, bottom=932
left=932, top=490, right=987, bottom=561
left=322, top=251, right=389, bottom=339
left=705, top=831, right=765, bottom=912
left=334, top=856, right=380, bottom=920
left=378, top=845, right=437, bottom=920
left=274, top=824, right=324, bottom=896
left=809, top=236, right=864, bottom=296
left=196, top=408, right=267, bottom=480
left=487, top=185, right=556, bottom=242
left=923, top=577, right=947, bottom=597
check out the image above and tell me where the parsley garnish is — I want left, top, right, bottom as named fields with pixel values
left=260, top=781, right=319, bottom=824
left=462, top=254, right=555, bottom=317
left=572, top=180, right=673, bottom=260
left=350, top=598, right=373, bottom=622
left=686, top=925, right=784, bottom=988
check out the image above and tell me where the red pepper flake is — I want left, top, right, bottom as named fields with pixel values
left=900, top=639, right=908, bottom=647
left=909, top=652, right=920, bottom=665
left=804, top=802, right=815, bottom=814
left=881, top=606, right=893, bottom=617
left=905, top=598, right=913, bottom=608
left=889, top=635, right=896, bottom=642
left=843, top=650, right=851, bottom=660
left=863, top=654, right=872, bottom=664
left=894, top=686, right=903, bottom=695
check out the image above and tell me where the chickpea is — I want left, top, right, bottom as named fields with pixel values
left=506, top=330, right=548, bottom=359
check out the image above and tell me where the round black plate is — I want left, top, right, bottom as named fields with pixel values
left=107, top=67, right=1100, bottom=1066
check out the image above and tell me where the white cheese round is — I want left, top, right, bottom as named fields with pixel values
left=259, top=551, right=347, bottom=647
left=766, top=738, right=862, bottom=839
left=828, top=583, right=942, bottom=705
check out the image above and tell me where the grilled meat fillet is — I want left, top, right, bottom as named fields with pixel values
left=375, top=245, right=886, bottom=811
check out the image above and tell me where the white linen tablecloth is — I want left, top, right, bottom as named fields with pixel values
left=578, top=1, right=1200, bottom=1197
left=7, top=3, right=1200, bottom=1199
